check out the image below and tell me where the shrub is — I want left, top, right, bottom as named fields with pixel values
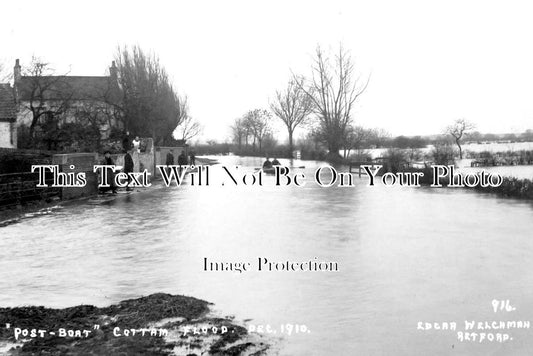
left=474, top=177, right=533, bottom=199
left=432, top=142, right=456, bottom=165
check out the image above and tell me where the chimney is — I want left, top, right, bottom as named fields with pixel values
left=13, top=59, right=21, bottom=104
left=13, top=59, right=21, bottom=84
left=109, top=60, right=118, bottom=82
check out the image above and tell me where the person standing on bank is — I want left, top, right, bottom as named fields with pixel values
left=189, top=150, right=196, bottom=166
left=166, top=150, right=175, bottom=175
left=124, top=149, right=134, bottom=191
left=166, top=150, right=175, bottom=166
left=122, top=131, right=131, bottom=151
left=132, top=136, right=141, bottom=153
left=131, top=136, right=141, bottom=173
left=101, top=150, right=117, bottom=194
left=178, top=150, right=188, bottom=174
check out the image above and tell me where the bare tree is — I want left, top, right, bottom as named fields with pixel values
left=176, top=114, right=202, bottom=142
left=343, top=125, right=372, bottom=159
left=270, top=77, right=313, bottom=155
left=73, top=102, right=118, bottom=150
left=296, top=45, right=369, bottom=159
left=244, top=109, right=272, bottom=152
left=20, top=57, right=72, bottom=145
left=446, top=118, right=475, bottom=159
left=242, top=115, right=254, bottom=147
left=367, top=128, right=391, bottom=148
left=231, top=117, right=247, bottom=150
left=176, top=95, right=189, bottom=127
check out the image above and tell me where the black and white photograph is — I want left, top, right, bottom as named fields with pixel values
left=1, top=1, right=533, bottom=355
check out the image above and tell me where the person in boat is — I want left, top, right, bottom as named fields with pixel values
left=272, top=158, right=281, bottom=166
left=263, top=157, right=273, bottom=169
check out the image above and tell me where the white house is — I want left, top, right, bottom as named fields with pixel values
left=0, top=83, right=17, bottom=148
left=12, top=59, right=122, bottom=148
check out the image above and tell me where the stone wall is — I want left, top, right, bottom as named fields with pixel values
left=52, top=153, right=98, bottom=200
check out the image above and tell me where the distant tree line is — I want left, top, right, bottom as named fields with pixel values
left=465, top=130, right=533, bottom=143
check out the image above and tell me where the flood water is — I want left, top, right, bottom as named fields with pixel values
left=2, top=156, right=533, bottom=355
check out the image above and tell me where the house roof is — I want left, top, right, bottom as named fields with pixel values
left=16, top=75, right=121, bottom=104
left=0, top=83, right=16, bottom=122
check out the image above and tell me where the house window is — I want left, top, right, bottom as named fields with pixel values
left=10, top=122, right=14, bottom=145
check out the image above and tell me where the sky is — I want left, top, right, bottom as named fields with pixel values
left=1, top=0, right=533, bottom=142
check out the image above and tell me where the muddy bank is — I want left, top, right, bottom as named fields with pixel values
left=0, top=293, right=269, bottom=355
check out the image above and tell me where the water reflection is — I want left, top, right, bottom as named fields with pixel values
left=1, top=157, right=533, bottom=355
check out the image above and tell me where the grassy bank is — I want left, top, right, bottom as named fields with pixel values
left=473, top=176, right=533, bottom=200
left=408, top=167, right=533, bottom=200
left=0, top=293, right=268, bottom=355
left=365, top=162, right=533, bottom=200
